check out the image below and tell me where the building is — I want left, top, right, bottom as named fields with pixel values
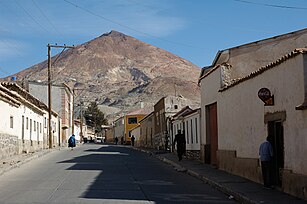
left=0, top=82, right=60, bottom=160
left=27, top=81, right=73, bottom=145
left=153, top=96, right=186, bottom=150
left=139, top=112, right=154, bottom=148
left=124, top=109, right=150, bottom=145
left=170, top=106, right=201, bottom=160
left=130, top=125, right=140, bottom=146
left=113, top=116, right=125, bottom=144
left=199, top=29, right=307, bottom=199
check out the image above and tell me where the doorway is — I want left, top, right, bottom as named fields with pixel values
left=268, top=121, right=284, bottom=187
left=205, top=103, right=218, bottom=165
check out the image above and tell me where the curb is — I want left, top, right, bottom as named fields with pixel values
left=137, top=148, right=257, bottom=204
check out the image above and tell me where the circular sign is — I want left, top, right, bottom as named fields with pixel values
left=258, top=88, right=271, bottom=102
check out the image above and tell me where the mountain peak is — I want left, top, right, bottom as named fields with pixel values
left=101, top=30, right=126, bottom=38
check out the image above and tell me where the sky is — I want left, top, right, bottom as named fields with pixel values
left=0, top=0, right=306, bottom=78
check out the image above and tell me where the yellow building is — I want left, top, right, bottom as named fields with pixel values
left=124, top=108, right=151, bottom=144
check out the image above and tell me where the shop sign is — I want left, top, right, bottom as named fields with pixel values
left=258, top=88, right=274, bottom=106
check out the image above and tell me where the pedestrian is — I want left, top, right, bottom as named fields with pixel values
left=115, top=137, right=119, bottom=145
left=68, top=134, right=76, bottom=150
left=121, top=136, right=124, bottom=145
left=173, top=130, right=186, bottom=161
left=131, top=135, right=135, bottom=146
left=259, top=136, right=273, bottom=189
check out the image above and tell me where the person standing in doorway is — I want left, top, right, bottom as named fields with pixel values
left=173, top=130, right=186, bottom=161
left=259, top=136, right=273, bottom=189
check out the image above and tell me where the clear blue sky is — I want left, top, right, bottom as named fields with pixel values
left=0, top=0, right=306, bottom=78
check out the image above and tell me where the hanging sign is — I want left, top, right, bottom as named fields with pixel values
left=258, top=88, right=274, bottom=106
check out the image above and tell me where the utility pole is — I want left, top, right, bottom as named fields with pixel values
left=80, top=101, right=83, bottom=142
left=48, top=44, right=74, bottom=149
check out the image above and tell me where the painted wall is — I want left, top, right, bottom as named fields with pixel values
left=226, top=29, right=307, bottom=81
left=184, top=111, right=201, bottom=151
left=218, top=55, right=307, bottom=175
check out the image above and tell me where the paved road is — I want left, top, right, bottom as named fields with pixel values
left=0, top=144, right=237, bottom=204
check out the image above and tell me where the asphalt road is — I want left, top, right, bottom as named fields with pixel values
left=0, top=144, right=237, bottom=204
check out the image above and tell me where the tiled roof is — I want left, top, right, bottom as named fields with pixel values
left=219, top=48, right=307, bottom=92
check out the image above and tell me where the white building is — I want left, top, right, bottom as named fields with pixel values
left=0, top=82, right=60, bottom=160
left=199, top=28, right=307, bottom=200
left=171, top=106, right=201, bottom=159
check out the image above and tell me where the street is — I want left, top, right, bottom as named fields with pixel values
left=0, top=144, right=237, bottom=204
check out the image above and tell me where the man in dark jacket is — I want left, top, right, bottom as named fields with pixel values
left=173, top=130, right=186, bottom=161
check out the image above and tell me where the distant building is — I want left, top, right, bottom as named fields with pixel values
left=139, top=112, right=154, bottom=148
left=26, top=81, right=73, bottom=145
left=170, top=106, right=201, bottom=160
left=124, top=108, right=151, bottom=145
left=153, top=96, right=186, bottom=150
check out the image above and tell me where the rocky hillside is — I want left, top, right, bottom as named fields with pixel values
left=8, top=30, right=201, bottom=117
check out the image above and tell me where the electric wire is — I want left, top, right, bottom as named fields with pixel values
left=234, top=0, right=307, bottom=10
left=31, top=0, right=61, bottom=34
left=63, top=0, right=204, bottom=49
left=14, top=0, right=49, bottom=33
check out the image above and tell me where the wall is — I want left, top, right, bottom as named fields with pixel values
left=139, top=113, right=154, bottom=148
left=227, top=29, right=307, bottom=81
left=184, top=111, right=200, bottom=151
left=217, top=54, right=307, bottom=199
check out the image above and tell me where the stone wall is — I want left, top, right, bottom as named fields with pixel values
left=217, top=150, right=262, bottom=183
left=186, top=150, right=200, bottom=160
left=283, top=169, right=307, bottom=200
left=0, top=133, right=19, bottom=160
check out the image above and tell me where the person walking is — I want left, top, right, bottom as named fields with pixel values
left=173, top=130, right=186, bottom=161
left=68, top=134, right=76, bottom=150
left=259, top=136, right=273, bottom=189
left=115, top=137, right=119, bottom=145
left=131, top=135, right=135, bottom=146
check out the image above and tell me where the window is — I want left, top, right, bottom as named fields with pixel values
left=156, top=113, right=159, bottom=125
left=40, top=123, right=42, bottom=133
left=186, top=121, right=189, bottom=144
left=128, top=117, right=137, bottom=124
left=10, top=116, right=13, bottom=128
left=195, top=118, right=198, bottom=143
left=174, top=105, right=178, bottom=109
left=191, top=119, right=193, bottom=144
left=26, top=117, right=29, bottom=130
left=44, top=117, right=47, bottom=128
left=34, top=120, right=36, bottom=131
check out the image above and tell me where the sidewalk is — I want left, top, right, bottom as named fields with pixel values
left=0, top=148, right=61, bottom=177
left=138, top=148, right=306, bottom=204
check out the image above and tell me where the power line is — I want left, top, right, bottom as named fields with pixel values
left=63, top=0, right=204, bottom=50
left=31, top=0, right=60, bottom=34
left=234, top=0, right=307, bottom=10
left=14, top=0, right=49, bottom=33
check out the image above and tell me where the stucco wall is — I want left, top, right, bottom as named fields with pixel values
left=184, top=111, right=200, bottom=151
left=219, top=54, right=307, bottom=175
left=228, top=29, right=307, bottom=81
left=200, top=67, right=221, bottom=154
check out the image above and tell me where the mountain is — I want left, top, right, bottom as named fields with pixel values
left=8, top=30, right=201, bottom=117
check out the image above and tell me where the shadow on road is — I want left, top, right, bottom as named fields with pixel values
left=58, top=145, right=151, bottom=201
